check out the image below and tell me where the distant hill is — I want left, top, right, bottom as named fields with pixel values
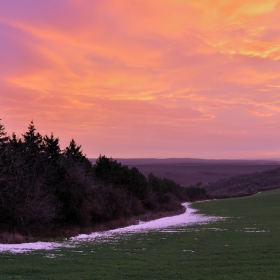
left=205, top=167, right=280, bottom=198
left=89, top=158, right=280, bottom=187
left=89, top=158, right=280, bottom=166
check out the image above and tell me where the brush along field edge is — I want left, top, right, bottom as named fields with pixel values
left=0, top=203, right=223, bottom=253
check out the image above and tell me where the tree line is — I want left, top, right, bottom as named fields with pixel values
left=0, top=120, right=208, bottom=237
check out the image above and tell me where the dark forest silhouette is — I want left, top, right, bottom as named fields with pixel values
left=0, top=120, right=207, bottom=241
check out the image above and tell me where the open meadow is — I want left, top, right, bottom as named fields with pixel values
left=1, top=188, right=280, bottom=279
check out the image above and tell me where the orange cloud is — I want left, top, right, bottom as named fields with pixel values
left=248, top=110, right=274, bottom=117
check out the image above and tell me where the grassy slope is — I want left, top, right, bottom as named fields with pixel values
left=1, top=189, right=280, bottom=280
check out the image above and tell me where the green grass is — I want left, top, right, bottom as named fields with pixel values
left=1, top=189, right=280, bottom=279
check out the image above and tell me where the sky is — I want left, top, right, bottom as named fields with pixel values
left=1, top=0, right=280, bottom=159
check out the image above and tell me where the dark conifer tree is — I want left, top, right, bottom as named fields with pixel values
left=22, top=120, right=43, bottom=153
left=0, top=119, right=8, bottom=147
left=94, top=155, right=121, bottom=184
left=8, top=133, right=22, bottom=149
left=63, top=139, right=92, bottom=172
left=64, top=139, right=83, bottom=158
left=43, top=133, right=61, bottom=159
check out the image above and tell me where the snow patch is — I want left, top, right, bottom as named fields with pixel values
left=0, top=242, right=74, bottom=254
left=0, top=203, right=223, bottom=254
left=71, top=203, right=223, bottom=241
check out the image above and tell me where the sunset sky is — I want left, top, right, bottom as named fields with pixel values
left=1, top=0, right=280, bottom=159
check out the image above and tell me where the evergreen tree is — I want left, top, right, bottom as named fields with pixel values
left=63, top=138, right=93, bottom=175
left=94, top=155, right=122, bottom=184
left=94, top=155, right=148, bottom=200
left=0, top=119, right=8, bottom=147
left=43, top=133, right=61, bottom=159
left=8, top=133, right=22, bottom=149
left=64, top=139, right=83, bottom=158
left=22, top=120, right=43, bottom=152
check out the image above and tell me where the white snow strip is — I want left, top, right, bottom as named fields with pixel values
left=71, top=202, right=223, bottom=240
left=0, top=241, right=74, bottom=254
left=0, top=202, right=223, bottom=254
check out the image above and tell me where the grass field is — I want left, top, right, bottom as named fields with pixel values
left=1, top=189, right=280, bottom=279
